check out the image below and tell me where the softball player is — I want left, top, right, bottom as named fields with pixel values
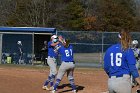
left=42, top=35, right=59, bottom=90
left=51, top=39, right=76, bottom=93
left=104, top=30, right=140, bottom=93
left=17, top=41, right=24, bottom=64
left=131, top=40, right=140, bottom=65
left=131, top=40, right=140, bottom=87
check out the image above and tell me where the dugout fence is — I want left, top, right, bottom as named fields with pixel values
left=0, top=28, right=140, bottom=68
left=57, top=31, right=140, bottom=67
left=0, top=27, right=56, bottom=65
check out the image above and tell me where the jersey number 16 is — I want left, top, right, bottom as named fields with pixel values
left=110, top=53, right=122, bottom=66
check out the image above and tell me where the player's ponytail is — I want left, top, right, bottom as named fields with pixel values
left=64, top=39, right=70, bottom=48
left=120, top=29, right=132, bottom=50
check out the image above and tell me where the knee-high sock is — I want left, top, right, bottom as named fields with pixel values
left=50, top=74, right=55, bottom=87
left=69, top=79, right=76, bottom=90
left=44, top=76, right=52, bottom=86
left=53, top=79, right=61, bottom=90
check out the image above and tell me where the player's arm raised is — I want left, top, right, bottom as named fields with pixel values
left=58, top=35, right=66, bottom=45
left=51, top=42, right=59, bottom=47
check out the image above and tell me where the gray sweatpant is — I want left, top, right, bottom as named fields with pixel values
left=108, top=74, right=131, bottom=93
left=56, top=62, right=75, bottom=80
left=47, top=56, right=57, bottom=76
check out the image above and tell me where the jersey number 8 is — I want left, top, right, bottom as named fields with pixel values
left=110, top=53, right=122, bottom=66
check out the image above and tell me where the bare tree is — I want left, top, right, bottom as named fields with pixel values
left=7, top=0, right=65, bottom=27
left=0, top=0, right=16, bottom=26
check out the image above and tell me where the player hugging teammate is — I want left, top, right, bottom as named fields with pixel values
left=43, top=35, right=76, bottom=93
left=42, top=35, right=60, bottom=90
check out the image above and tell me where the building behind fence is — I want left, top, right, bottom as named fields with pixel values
left=1, top=30, right=140, bottom=67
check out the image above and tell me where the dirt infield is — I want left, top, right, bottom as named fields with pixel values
left=0, top=65, right=138, bottom=93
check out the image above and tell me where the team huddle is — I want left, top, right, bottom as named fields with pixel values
left=42, top=35, right=76, bottom=93
left=104, top=30, right=140, bottom=93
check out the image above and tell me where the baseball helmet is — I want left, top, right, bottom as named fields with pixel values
left=17, top=41, right=22, bottom=45
left=51, top=35, right=58, bottom=43
left=132, top=40, right=138, bottom=45
left=51, top=35, right=58, bottom=39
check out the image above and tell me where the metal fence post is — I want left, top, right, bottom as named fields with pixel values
left=32, top=33, right=34, bottom=65
left=0, top=34, right=3, bottom=64
left=101, top=32, right=104, bottom=67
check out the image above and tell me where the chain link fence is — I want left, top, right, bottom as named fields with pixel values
left=1, top=31, right=140, bottom=67
left=57, top=31, right=140, bottom=67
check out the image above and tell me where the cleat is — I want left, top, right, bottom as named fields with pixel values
left=42, top=86, right=50, bottom=90
left=49, top=86, right=54, bottom=91
left=51, top=90, right=56, bottom=93
left=73, top=90, right=77, bottom=93
left=50, top=87, right=57, bottom=91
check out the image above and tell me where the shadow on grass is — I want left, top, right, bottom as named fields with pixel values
left=58, top=83, right=84, bottom=93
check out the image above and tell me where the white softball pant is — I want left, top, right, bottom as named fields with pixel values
left=56, top=62, right=75, bottom=80
left=47, top=56, right=57, bottom=76
left=108, top=74, right=131, bottom=93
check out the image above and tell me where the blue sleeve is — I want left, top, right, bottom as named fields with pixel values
left=57, top=46, right=62, bottom=54
left=104, top=49, right=111, bottom=76
left=48, top=41, right=52, bottom=48
left=126, top=49, right=139, bottom=78
left=126, top=49, right=136, bottom=65
left=129, top=64, right=139, bottom=78
left=71, top=45, right=74, bottom=53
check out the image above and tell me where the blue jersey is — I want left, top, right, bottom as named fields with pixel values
left=104, top=43, right=139, bottom=78
left=48, top=41, right=57, bottom=58
left=58, top=44, right=74, bottom=62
